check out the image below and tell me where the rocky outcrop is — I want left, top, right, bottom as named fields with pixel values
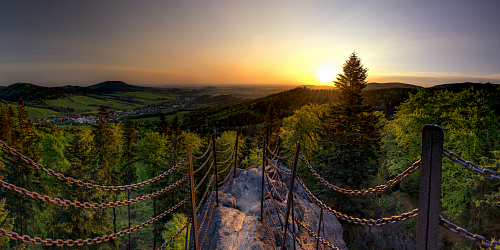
left=195, top=165, right=347, bottom=250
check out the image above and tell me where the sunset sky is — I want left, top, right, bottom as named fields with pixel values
left=1, top=0, right=499, bottom=87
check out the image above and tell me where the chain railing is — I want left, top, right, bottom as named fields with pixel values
left=300, top=149, right=422, bottom=195
left=0, top=175, right=188, bottom=209
left=443, top=148, right=500, bottom=181
left=0, top=197, right=188, bottom=247
left=0, top=139, right=188, bottom=191
left=3, top=125, right=499, bottom=249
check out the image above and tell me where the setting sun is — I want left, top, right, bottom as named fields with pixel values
left=316, top=64, right=337, bottom=83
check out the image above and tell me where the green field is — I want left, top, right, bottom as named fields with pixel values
left=111, top=91, right=175, bottom=105
left=45, top=97, right=97, bottom=112
left=0, top=103, right=60, bottom=119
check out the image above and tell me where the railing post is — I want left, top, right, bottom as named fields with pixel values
left=184, top=205, right=191, bottom=250
left=417, top=124, right=444, bottom=250
left=189, top=146, right=199, bottom=250
left=281, top=142, right=300, bottom=250
left=233, top=132, right=238, bottom=178
left=260, top=127, right=268, bottom=221
left=316, top=207, right=323, bottom=249
left=212, top=135, right=219, bottom=207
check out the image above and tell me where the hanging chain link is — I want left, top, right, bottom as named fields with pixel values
left=214, top=136, right=237, bottom=146
left=0, top=140, right=188, bottom=190
left=197, top=174, right=214, bottom=212
left=443, top=148, right=500, bottom=181
left=439, top=215, right=500, bottom=248
left=193, top=138, right=212, bottom=159
left=157, top=221, right=190, bottom=250
left=300, top=149, right=421, bottom=195
left=0, top=197, right=188, bottom=246
left=0, top=175, right=188, bottom=209
left=292, top=213, right=340, bottom=250
left=193, top=151, right=213, bottom=174
left=266, top=144, right=294, bottom=160
left=196, top=162, right=214, bottom=191
left=296, top=175, right=418, bottom=226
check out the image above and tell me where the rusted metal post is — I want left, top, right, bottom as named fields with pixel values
left=316, top=207, right=323, bottom=249
left=281, top=142, right=300, bottom=250
left=189, top=146, right=200, bottom=250
left=417, top=124, right=444, bottom=250
left=212, top=135, right=219, bottom=207
left=233, top=132, right=238, bottom=178
left=260, top=127, right=268, bottom=221
left=184, top=205, right=190, bottom=250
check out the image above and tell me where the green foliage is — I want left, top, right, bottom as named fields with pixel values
left=183, top=87, right=339, bottom=135
left=314, top=52, right=382, bottom=214
left=280, top=103, right=329, bottom=162
left=382, top=87, right=500, bottom=243
left=0, top=199, right=15, bottom=249
left=161, top=213, right=189, bottom=250
left=241, top=147, right=262, bottom=167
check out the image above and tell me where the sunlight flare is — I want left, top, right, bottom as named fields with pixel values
left=316, top=64, right=336, bottom=83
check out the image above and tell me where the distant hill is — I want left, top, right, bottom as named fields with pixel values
left=0, top=82, right=72, bottom=102
left=0, top=81, right=173, bottom=103
left=365, top=82, right=422, bottom=90
left=431, top=82, right=499, bottom=92
left=87, top=81, right=147, bottom=94
left=183, top=87, right=340, bottom=134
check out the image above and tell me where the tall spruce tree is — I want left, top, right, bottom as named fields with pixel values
left=315, top=52, right=381, bottom=212
left=52, top=128, right=118, bottom=250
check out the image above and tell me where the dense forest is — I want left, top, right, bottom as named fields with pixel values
left=1, top=69, right=500, bottom=248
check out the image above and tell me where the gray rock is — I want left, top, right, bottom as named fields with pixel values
left=194, top=164, right=347, bottom=250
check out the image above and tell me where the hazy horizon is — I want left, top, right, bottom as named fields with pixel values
left=1, top=1, right=499, bottom=88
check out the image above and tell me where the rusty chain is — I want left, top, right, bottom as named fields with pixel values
left=295, top=175, right=418, bottom=226
left=218, top=158, right=235, bottom=175
left=443, top=148, right=500, bottom=181
left=266, top=144, right=295, bottom=160
left=289, top=227, right=306, bottom=250
left=0, top=175, right=188, bottom=209
left=214, top=136, right=236, bottom=146
left=292, top=214, right=339, bottom=250
left=220, top=168, right=234, bottom=192
left=439, top=215, right=500, bottom=249
left=200, top=190, right=217, bottom=250
left=0, top=140, right=188, bottom=191
left=195, top=162, right=214, bottom=191
left=197, top=188, right=213, bottom=237
left=300, top=149, right=421, bottom=195
left=197, top=174, right=214, bottom=212
left=193, top=151, right=214, bottom=174
left=262, top=217, right=278, bottom=250
left=217, top=148, right=235, bottom=164
left=193, top=137, right=212, bottom=159
left=157, top=221, right=190, bottom=250
left=216, top=144, right=234, bottom=154
left=0, top=197, right=188, bottom=246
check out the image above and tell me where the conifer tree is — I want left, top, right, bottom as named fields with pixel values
left=52, top=129, right=118, bottom=250
left=264, top=104, right=280, bottom=145
left=158, top=113, right=170, bottom=137
left=315, top=52, right=381, bottom=212
left=122, top=119, right=136, bottom=249
left=0, top=99, right=42, bottom=241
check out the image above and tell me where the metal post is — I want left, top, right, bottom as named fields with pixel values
left=316, top=207, right=323, bottom=249
left=281, top=142, right=300, bottom=250
left=189, top=146, right=200, bottom=250
left=212, top=135, right=219, bottom=207
left=184, top=205, right=191, bottom=250
left=417, top=124, right=444, bottom=250
left=260, top=127, right=267, bottom=221
left=233, top=132, right=238, bottom=178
